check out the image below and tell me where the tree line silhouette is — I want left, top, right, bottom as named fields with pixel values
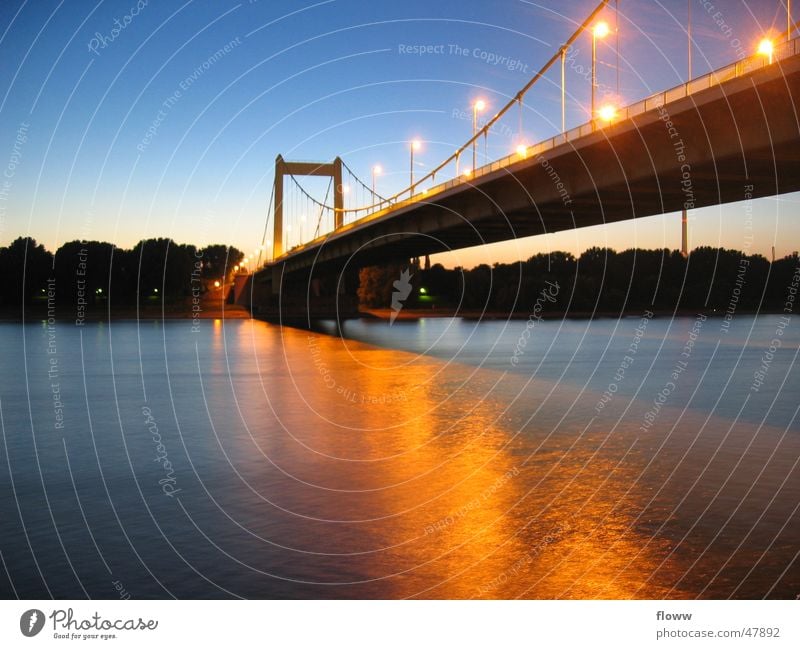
left=359, top=247, right=800, bottom=314
left=0, top=237, right=244, bottom=308
left=3, top=236, right=798, bottom=316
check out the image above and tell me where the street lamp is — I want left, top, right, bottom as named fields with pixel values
left=372, top=164, right=382, bottom=196
left=560, top=46, right=567, bottom=132
left=591, top=21, right=610, bottom=117
left=472, top=99, right=486, bottom=172
left=757, top=38, right=774, bottom=64
left=597, top=103, right=617, bottom=123
left=410, top=139, right=421, bottom=195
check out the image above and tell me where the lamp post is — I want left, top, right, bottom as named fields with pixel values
left=410, top=140, right=421, bottom=196
left=591, top=21, right=610, bottom=118
left=688, top=0, right=692, bottom=80
left=472, top=99, right=486, bottom=173
left=560, top=46, right=566, bottom=132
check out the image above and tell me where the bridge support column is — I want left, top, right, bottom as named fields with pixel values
left=333, top=157, right=344, bottom=230
left=274, top=155, right=285, bottom=259
left=271, top=263, right=283, bottom=296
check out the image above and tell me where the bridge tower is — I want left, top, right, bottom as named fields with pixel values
left=273, top=155, right=344, bottom=259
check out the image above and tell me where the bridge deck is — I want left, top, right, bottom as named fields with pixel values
left=266, top=37, right=800, bottom=275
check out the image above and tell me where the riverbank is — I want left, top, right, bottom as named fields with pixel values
left=1, top=304, right=781, bottom=323
left=0, top=301, right=251, bottom=322
left=361, top=307, right=772, bottom=321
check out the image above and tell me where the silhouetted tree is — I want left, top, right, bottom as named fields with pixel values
left=358, top=263, right=409, bottom=307
left=53, top=240, right=115, bottom=308
left=200, top=244, right=244, bottom=280
left=131, top=238, right=196, bottom=301
left=0, top=237, right=53, bottom=304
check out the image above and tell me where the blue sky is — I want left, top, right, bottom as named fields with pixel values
left=0, top=0, right=796, bottom=268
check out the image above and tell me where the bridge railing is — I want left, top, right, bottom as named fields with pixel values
left=277, top=35, right=800, bottom=260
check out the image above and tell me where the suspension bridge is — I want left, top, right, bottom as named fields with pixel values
left=235, top=0, right=800, bottom=319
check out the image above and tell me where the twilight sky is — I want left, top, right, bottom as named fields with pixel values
left=0, top=0, right=796, bottom=268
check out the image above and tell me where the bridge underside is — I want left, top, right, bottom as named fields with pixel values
left=246, top=53, right=800, bottom=314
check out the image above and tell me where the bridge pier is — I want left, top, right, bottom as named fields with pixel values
left=237, top=262, right=362, bottom=324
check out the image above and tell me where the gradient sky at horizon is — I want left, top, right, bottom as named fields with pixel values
left=0, top=0, right=797, bottom=268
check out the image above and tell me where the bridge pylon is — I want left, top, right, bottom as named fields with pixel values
left=273, top=154, right=344, bottom=258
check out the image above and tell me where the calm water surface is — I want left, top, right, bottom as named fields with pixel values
left=0, top=314, right=798, bottom=599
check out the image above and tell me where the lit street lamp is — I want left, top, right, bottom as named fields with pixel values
left=372, top=164, right=382, bottom=196
left=591, top=21, right=610, bottom=117
left=472, top=99, right=486, bottom=172
left=758, top=38, right=774, bottom=64
left=597, top=104, right=617, bottom=123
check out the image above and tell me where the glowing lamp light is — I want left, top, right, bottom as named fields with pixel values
left=593, top=21, right=610, bottom=39
left=757, top=38, right=774, bottom=63
left=213, top=280, right=221, bottom=288
left=516, top=144, right=528, bottom=158
left=373, top=164, right=382, bottom=175
left=463, top=168, right=472, bottom=178
left=419, top=287, right=427, bottom=294
left=474, top=99, right=486, bottom=111
left=233, top=265, right=239, bottom=272
left=597, top=104, right=617, bottom=123
left=411, top=139, right=422, bottom=151
left=342, top=184, right=351, bottom=194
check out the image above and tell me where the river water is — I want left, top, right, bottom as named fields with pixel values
left=0, top=314, right=797, bottom=599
